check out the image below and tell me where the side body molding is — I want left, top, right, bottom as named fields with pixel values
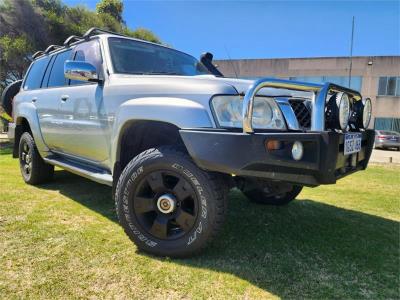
left=15, top=102, right=49, bottom=156
left=110, top=97, right=214, bottom=168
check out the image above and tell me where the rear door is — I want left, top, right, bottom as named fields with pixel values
left=38, top=49, right=73, bottom=150
left=19, top=55, right=59, bottom=148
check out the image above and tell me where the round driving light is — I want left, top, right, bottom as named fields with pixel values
left=292, top=141, right=303, bottom=161
left=336, top=92, right=351, bottom=130
left=363, top=98, right=372, bottom=128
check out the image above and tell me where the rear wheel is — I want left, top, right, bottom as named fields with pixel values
left=115, top=146, right=227, bottom=258
left=18, top=132, right=54, bottom=185
left=238, top=178, right=302, bottom=206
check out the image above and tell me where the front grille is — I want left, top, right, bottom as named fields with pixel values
left=289, top=99, right=311, bottom=129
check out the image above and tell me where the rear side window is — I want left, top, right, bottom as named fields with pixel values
left=23, top=57, right=51, bottom=90
left=47, top=50, right=72, bottom=88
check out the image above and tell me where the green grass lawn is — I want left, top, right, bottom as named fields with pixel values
left=0, top=143, right=399, bottom=299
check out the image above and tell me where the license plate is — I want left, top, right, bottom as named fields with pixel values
left=344, top=133, right=362, bottom=155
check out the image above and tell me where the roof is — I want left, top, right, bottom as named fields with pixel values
left=32, top=27, right=171, bottom=60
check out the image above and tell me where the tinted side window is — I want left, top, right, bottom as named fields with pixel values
left=47, top=50, right=72, bottom=88
left=23, top=57, right=51, bottom=90
left=70, top=40, right=103, bottom=85
left=41, top=55, right=56, bottom=88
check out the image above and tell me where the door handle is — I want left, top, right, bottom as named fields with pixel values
left=61, top=95, right=69, bottom=102
left=31, top=97, right=37, bottom=103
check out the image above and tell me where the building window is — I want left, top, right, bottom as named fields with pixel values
left=374, top=117, right=400, bottom=133
left=289, top=76, right=363, bottom=91
left=378, top=76, right=400, bottom=96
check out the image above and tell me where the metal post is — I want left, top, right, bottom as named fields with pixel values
left=348, top=16, right=355, bottom=88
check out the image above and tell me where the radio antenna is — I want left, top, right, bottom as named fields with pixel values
left=224, top=45, right=238, bottom=78
left=348, top=16, right=355, bottom=88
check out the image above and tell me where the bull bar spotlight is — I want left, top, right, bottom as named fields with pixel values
left=350, top=97, right=372, bottom=129
left=326, top=92, right=351, bottom=131
left=337, top=92, right=351, bottom=130
left=362, top=98, right=372, bottom=128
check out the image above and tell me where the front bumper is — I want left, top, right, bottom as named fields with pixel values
left=180, top=129, right=375, bottom=187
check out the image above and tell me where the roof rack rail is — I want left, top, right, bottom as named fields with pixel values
left=32, top=28, right=127, bottom=61
left=83, top=27, right=126, bottom=39
left=44, top=45, right=63, bottom=54
left=32, top=51, right=44, bottom=60
left=63, top=35, right=84, bottom=46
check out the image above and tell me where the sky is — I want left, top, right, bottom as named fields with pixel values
left=63, top=0, right=400, bottom=60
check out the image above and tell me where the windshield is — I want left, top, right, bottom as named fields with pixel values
left=108, top=37, right=210, bottom=76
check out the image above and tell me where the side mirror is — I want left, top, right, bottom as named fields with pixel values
left=64, top=60, right=101, bottom=83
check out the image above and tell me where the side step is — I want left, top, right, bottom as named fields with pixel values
left=43, top=156, right=113, bottom=186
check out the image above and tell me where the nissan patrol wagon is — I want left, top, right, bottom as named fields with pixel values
left=3, top=28, right=374, bottom=257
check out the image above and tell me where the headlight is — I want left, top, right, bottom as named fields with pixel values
left=363, top=98, right=372, bottom=128
left=211, top=95, right=286, bottom=130
left=252, top=97, right=286, bottom=129
left=336, top=92, right=350, bottom=130
left=211, top=96, right=242, bottom=127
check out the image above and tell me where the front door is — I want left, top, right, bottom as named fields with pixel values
left=57, top=39, right=110, bottom=165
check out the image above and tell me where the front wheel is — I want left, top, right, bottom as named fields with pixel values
left=238, top=178, right=303, bottom=206
left=115, top=146, right=227, bottom=258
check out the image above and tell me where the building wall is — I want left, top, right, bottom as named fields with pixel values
left=214, top=56, right=400, bottom=127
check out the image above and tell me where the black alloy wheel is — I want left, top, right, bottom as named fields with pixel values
left=115, top=146, right=228, bottom=257
left=18, top=132, right=54, bottom=185
left=19, top=138, right=33, bottom=178
left=133, top=170, right=198, bottom=240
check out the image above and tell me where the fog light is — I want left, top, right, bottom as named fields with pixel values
left=292, top=141, right=303, bottom=161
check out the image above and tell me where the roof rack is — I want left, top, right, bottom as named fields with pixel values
left=63, top=35, right=84, bottom=46
left=32, top=51, right=44, bottom=60
left=32, top=27, right=127, bottom=60
left=44, top=45, right=63, bottom=54
left=83, top=27, right=127, bottom=39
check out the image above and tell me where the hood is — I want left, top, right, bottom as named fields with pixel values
left=212, top=76, right=313, bottom=98
left=109, top=74, right=253, bottom=96
left=108, top=74, right=311, bottom=100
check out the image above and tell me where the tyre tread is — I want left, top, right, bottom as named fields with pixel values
left=19, top=132, right=54, bottom=185
left=115, top=145, right=228, bottom=257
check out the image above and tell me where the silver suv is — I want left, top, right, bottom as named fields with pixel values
left=6, top=28, right=375, bottom=257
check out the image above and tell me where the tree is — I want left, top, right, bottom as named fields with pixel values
left=96, top=0, right=124, bottom=24
left=0, top=0, right=161, bottom=93
left=0, top=35, right=33, bottom=89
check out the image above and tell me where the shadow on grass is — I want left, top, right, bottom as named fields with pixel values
left=40, top=169, right=399, bottom=299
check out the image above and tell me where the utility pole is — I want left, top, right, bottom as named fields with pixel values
left=348, top=16, right=355, bottom=88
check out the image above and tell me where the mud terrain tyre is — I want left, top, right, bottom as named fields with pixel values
left=115, top=146, right=227, bottom=258
left=19, top=132, right=54, bottom=185
left=239, top=178, right=303, bottom=206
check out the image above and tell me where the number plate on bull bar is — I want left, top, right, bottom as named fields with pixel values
left=344, top=133, right=362, bottom=155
